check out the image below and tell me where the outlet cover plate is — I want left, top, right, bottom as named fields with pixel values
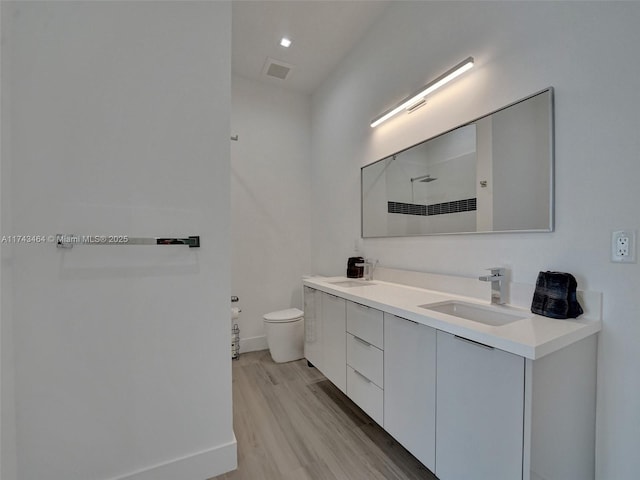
left=611, top=230, right=637, bottom=263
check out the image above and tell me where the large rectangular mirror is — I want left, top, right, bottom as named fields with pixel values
left=361, top=88, right=554, bottom=237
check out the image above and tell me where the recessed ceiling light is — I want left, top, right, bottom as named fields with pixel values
left=280, top=37, right=292, bottom=48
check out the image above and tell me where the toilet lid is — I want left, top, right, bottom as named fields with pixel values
left=264, top=308, right=304, bottom=323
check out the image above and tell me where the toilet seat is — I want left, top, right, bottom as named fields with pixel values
left=263, top=308, right=304, bottom=323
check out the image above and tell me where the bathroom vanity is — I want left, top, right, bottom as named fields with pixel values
left=302, top=268, right=601, bottom=480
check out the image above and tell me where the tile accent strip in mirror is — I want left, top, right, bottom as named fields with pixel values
left=388, top=198, right=477, bottom=217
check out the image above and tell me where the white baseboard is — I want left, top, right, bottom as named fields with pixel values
left=112, top=436, right=237, bottom=480
left=240, top=335, right=268, bottom=353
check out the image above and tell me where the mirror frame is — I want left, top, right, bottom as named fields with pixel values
left=361, top=88, right=554, bottom=237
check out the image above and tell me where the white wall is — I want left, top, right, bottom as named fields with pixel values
left=1, top=3, right=18, bottom=477
left=231, top=75, right=311, bottom=352
left=1, top=2, right=235, bottom=479
left=311, top=2, right=640, bottom=479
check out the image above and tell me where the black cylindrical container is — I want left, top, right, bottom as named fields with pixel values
left=347, top=257, right=364, bottom=278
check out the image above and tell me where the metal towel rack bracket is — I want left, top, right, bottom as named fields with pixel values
left=56, top=234, right=200, bottom=249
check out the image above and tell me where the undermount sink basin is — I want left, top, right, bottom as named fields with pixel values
left=419, top=300, right=527, bottom=327
left=330, top=280, right=377, bottom=288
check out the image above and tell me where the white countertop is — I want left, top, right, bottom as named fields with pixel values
left=303, top=275, right=601, bottom=360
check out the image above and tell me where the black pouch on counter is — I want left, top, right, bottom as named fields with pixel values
left=531, top=271, right=584, bottom=319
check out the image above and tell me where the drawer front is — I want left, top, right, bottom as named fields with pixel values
left=347, top=366, right=384, bottom=425
left=346, top=301, right=384, bottom=349
left=347, top=333, right=384, bottom=388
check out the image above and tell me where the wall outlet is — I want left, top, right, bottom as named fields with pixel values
left=611, top=230, right=637, bottom=263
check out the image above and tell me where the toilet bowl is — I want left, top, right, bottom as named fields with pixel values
left=263, top=308, right=304, bottom=363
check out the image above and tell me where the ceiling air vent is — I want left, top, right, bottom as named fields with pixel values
left=262, top=57, right=294, bottom=80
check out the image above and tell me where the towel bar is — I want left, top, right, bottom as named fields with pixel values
left=56, top=234, right=200, bottom=249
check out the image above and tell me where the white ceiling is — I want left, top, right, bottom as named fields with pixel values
left=232, top=1, right=390, bottom=95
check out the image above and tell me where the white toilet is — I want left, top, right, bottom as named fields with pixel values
left=263, top=308, right=304, bottom=363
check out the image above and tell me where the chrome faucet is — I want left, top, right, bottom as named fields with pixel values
left=478, top=267, right=506, bottom=304
left=355, top=259, right=378, bottom=281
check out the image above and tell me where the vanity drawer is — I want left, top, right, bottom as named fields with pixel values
left=346, top=301, right=384, bottom=349
left=347, top=365, right=384, bottom=425
left=347, top=333, right=384, bottom=388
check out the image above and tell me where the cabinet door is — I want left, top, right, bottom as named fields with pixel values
left=303, top=286, right=322, bottom=369
left=384, top=313, right=436, bottom=471
left=436, top=331, right=525, bottom=480
left=321, top=292, right=346, bottom=393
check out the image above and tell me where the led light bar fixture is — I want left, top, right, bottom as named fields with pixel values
left=370, top=57, right=474, bottom=128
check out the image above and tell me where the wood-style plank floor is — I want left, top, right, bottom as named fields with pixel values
left=211, top=350, right=438, bottom=480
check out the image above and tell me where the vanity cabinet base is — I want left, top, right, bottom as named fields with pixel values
left=436, top=331, right=524, bottom=480
left=525, top=334, right=597, bottom=480
left=384, top=313, right=436, bottom=471
left=303, top=283, right=597, bottom=480
left=435, top=331, right=597, bottom=480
